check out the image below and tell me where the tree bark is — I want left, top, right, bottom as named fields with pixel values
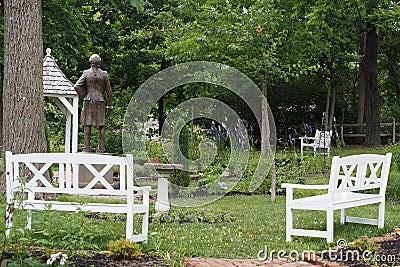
left=2, top=0, right=47, bottom=189
left=387, top=33, right=400, bottom=100
left=364, top=0, right=381, bottom=147
left=260, top=81, right=276, bottom=202
left=328, top=82, right=336, bottom=131
left=357, top=9, right=366, bottom=124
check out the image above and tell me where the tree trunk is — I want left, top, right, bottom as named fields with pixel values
left=387, top=33, right=400, bottom=100
left=2, top=0, right=47, bottom=189
left=357, top=9, right=366, bottom=124
left=328, top=83, right=336, bottom=131
left=364, top=0, right=381, bottom=147
left=260, top=81, right=276, bottom=202
left=324, top=82, right=331, bottom=130
left=340, top=80, right=346, bottom=147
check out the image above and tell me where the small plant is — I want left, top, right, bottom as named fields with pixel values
left=160, top=251, right=186, bottom=267
left=107, top=238, right=142, bottom=259
left=349, top=235, right=381, bottom=253
left=348, top=235, right=381, bottom=265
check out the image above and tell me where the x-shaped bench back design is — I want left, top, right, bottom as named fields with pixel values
left=329, top=153, right=391, bottom=195
left=314, top=130, right=332, bottom=148
left=82, top=163, right=114, bottom=190
left=7, top=152, right=133, bottom=194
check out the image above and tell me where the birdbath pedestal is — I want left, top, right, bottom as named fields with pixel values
left=143, top=163, right=183, bottom=212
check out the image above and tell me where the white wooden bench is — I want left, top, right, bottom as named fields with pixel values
left=5, top=151, right=151, bottom=242
left=282, top=153, right=392, bottom=243
left=300, top=130, right=333, bottom=156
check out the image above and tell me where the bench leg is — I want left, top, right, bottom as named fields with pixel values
left=27, top=210, right=33, bottom=231
left=286, top=206, right=293, bottom=242
left=378, top=201, right=385, bottom=228
left=141, top=212, right=149, bottom=241
left=340, top=208, right=346, bottom=224
left=126, top=211, right=134, bottom=241
left=326, top=209, right=334, bottom=243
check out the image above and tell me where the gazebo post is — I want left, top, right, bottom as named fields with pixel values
left=65, top=105, right=72, bottom=153
left=72, top=96, right=79, bottom=153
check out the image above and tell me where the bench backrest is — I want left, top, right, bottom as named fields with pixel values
left=313, top=130, right=333, bottom=149
left=328, top=153, right=392, bottom=197
left=5, top=151, right=134, bottom=198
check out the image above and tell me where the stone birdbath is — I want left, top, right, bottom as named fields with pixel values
left=143, top=163, right=183, bottom=212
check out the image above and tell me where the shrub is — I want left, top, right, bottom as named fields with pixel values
left=107, top=238, right=142, bottom=259
left=385, top=143, right=400, bottom=201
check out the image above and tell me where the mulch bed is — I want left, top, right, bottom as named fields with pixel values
left=320, top=232, right=400, bottom=267
left=2, top=251, right=172, bottom=267
left=72, top=253, right=168, bottom=267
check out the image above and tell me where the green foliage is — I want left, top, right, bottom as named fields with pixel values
left=169, top=170, right=191, bottom=188
left=385, top=143, right=400, bottom=201
left=348, top=235, right=381, bottom=265
left=105, top=128, right=123, bottom=156
left=107, top=238, right=142, bottom=259
left=158, top=251, right=186, bottom=267
left=169, top=123, right=191, bottom=187
left=33, top=207, right=101, bottom=251
left=151, top=208, right=235, bottom=224
left=4, top=257, right=46, bottom=267
left=348, top=235, right=381, bottom=253
left=146, top=140, right=168, bottom=163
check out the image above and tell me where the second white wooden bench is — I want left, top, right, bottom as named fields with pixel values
left=282, top=153, right=392, bottom=243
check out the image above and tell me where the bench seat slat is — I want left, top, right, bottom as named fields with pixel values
left=22, top=200, right=149, bottom=214
left=291, top=192, right=382, bottom=206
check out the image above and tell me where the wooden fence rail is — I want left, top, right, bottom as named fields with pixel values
left=340, top=118, right=400, bottom=144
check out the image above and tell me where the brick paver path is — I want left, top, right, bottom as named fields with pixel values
left=186, top=258, right=321, bottom=267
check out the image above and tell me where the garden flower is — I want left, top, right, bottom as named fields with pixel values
left=47, top=252, right=68, bottom=265
left=307, top=124, right=313, bottom=134
left=218, top=181, right=227, bottom=190
left=256, top=25, right=262, bottom=35
left=242, top=6, right=248, bottom=14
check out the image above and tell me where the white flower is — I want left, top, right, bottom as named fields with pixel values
left=242, top=7, right=248, bottom=14
left=47, top=252, right=68, bottom=266
left=218, top=181, right=227, bottom=190
left=46, top=258, right=55, bottom=265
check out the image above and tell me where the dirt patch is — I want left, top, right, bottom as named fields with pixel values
left=72, top=253, right=168, bottom=267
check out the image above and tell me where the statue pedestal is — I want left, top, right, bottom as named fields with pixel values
left=143, top=163, right=183, bottom=212
left=78, top=154, right=114, bottom=188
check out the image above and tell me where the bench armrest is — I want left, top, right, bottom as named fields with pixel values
left=299, top=136, right=317, bottom=141
left=281, top=183, right=329, bottom=190
left=282, top=183, right=329, bottom=202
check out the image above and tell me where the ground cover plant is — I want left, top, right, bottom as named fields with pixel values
left=1, top=145, right=400, bottom=266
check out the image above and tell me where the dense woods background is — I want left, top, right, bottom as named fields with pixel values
left=1, top=0, right=400, bottom=153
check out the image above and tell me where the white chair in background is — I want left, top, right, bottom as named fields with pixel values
left=300, top=130, right=332, bottom=156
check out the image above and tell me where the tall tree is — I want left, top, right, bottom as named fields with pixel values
left=3, top=0, right=47, bottom=187
left=364, top=0, right=381, bottom=146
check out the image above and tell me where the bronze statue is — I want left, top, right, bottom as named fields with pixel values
left=74, top=54, right=113, bottom=153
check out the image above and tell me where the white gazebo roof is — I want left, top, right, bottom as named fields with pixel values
left=43, top=48, right=77, bottom=96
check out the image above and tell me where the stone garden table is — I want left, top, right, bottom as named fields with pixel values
left=143, top=163, right=183, bottom=212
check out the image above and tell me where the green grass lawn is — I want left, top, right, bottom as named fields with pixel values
left=147, top=194, right=400, bottom=258
left=2, top=145, right=400, bottom=261
left=2, top=194, right=400, bottom=259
